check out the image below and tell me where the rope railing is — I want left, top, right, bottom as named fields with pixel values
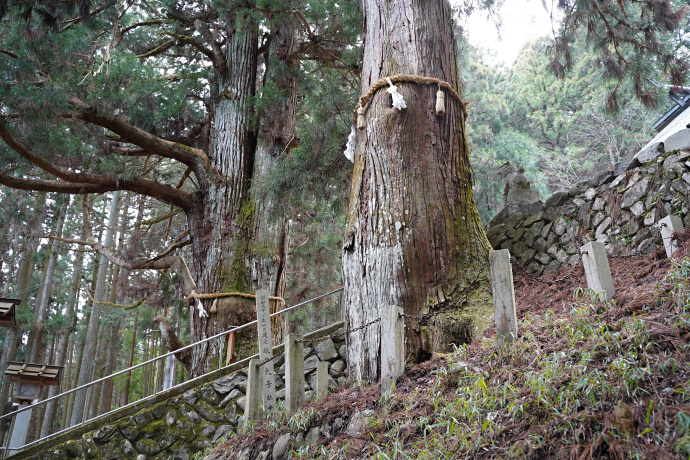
left=0, top=287, right=344, bottom=429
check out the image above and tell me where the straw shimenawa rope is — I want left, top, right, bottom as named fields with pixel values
left=184, top=290, right=285, bottom=307
left=355, top=74, right=468, bottom=120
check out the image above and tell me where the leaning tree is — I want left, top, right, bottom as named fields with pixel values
left=343, top=0, right=688, bottom=385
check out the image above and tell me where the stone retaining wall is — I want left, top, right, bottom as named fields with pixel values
left=13, top=323, right=346, bottom=460
left=486, top=149, right=690, bottom=274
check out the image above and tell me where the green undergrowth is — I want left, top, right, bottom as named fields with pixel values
left=285, top=258, right=690, bottom=459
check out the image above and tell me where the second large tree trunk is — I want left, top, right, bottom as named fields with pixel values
left=343, top=0, right=491, bottom=384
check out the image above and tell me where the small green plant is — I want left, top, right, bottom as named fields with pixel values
left=287, top=406, right=317, bottom=433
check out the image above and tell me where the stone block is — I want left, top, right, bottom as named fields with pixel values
left=182, top=389, right=200, bottom=406
left=200, top=385, right=220, bottom=405
left=212, top=425, right=234, bottom=444
left=329, top=359, right=346, bottom=377
left=659, top=215, right=684, bottom=257
left=664, top=129, right=690, bottom=153
left=634, top=142, right=663, bottom=164
left=544, top=191, right=570, bottom=209
left=630, top=201, right=645, bottom=217
left=543, top=206, right=559, bottom=223
left=580, top=241, right=615, bottom=301
left=313, top=338, right=339, bottom=361
left=621, top=177, right=651, bottom=209
left=213, top=373, right=245, bottom=395
left=179, top=405, right=201, bottom=424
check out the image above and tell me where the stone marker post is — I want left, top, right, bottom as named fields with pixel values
left=256, top=290, right=276, bottom=412
left=316, top=361, right=329, bottom=399
left=381, top=305, right=405, bottom=394
left=243, top=359, right=262, bottom=421
left=489, top=250, right=518, bottom=350
left=580, top=241, right=615, bottom=301
left=659, top=215, right=684, bottom=258
left=285, top=334, right=305, bottom=412
left=243, top=358, right=263, bottom=422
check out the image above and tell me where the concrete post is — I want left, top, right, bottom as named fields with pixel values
left=580, top=241, right=615, bottom=301
left=316, top=361, right=329, bottom=399
left=243, top=359, right=262, bottom=421
left=285, top=334, right=305, bottom=412
left=255, top=290, right=276, bottom=412
left=659, top=215, right=684, bottom=258
left=381, top=305, right=405, bottom=394
left=489, top=250, right=518, bottom=350
left=8, top=401, right=33, bottom=455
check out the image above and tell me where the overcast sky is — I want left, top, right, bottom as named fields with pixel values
left=458, top=0, right=555, bottom=66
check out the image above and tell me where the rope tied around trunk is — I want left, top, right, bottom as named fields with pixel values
left=354, top=74, right=468, bottom=125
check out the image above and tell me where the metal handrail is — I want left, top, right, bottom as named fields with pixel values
left=0, top=287, right=343, bottom=424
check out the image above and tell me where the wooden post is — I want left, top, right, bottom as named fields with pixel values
left=380, top=305, right=405, bottom=394
left=225, top=330, right=237, bottom=366
left=256, top=290, right=276, bottom=412
left=489, top=250, right=518, bottom=350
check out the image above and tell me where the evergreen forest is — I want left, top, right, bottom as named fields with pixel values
left=0, top=0, right=688, bottom=451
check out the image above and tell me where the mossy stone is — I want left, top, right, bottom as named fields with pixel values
left=118, top=420, right=141, bottom=441
left=151, top=402, right=167, bottom=420
left=135, top=438, right=161, bottom=456
left=200, top=385, right=220, bottom=405
left=65, top=440, right=82, bottom=458
left=195, top=401, right=225, bottom=423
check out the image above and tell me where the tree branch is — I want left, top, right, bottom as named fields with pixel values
left=68, top=97, right=218, bottom=182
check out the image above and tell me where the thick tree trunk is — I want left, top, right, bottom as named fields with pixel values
left=251, top=16, right=299, bottom=344
left=184, top=16, right=259, bottom=377
left=342, top=0, right=491, bottom=384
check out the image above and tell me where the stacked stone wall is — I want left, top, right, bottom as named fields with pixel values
left=14, top=323, right=347, bottom=460
left=486, top=149, right=690, bottom=274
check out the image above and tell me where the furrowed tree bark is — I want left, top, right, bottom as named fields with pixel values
left=184, top=15, right=259, bottom=377
left=342, top=0, right=491, bottom=384
left=251, top=15, right=300, bottom=345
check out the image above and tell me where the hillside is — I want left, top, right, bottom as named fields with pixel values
left=207, top=230, right=690, bottom=459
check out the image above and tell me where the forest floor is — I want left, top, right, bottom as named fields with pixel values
left=209, top=230, right=690, bottom=459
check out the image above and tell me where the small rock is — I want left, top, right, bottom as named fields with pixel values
left=183, top=389, right=200, bottom=406
left=314, top=338, right=339, bottom=361
left=135, top=438, right=161, bottom=456
left=136, top=455, right=147, bottom=460
left=172, top=447, right=190, bottom=460
left=213, top=373, right=245, bottom=394
left=196, top=400, right=225, bottom=423
left=544, top=191, right=570, bottom=208
left=166, top=410, right=178, bottom=427
left=121, top=439, right=135, bottom=458
left=305, top=426, right=321, bottom=445
left=338, top=344, right=347, bottom=363
left=630, top=201, right=645, bottom=217
left=304, top=355, right=319, bottom=373
left=65, top=440, right=82, bottom=458
left=212, top=425, right=234, bottom=444
left=200, top=385, right=220, bottom=405
left=159, top=430, right=179, bottom=450
left=132, top=411, right=153, bottom=426
left=200, top=424, right=216, bottom=439
left=329, top=359, right=346, bottom=377
left=273, top=433, right=292, bottom=460
left=93, top=425, right=117, bottom=443
left=346, top=410, right=374, bottom=435
left=219, top=388, right=243, bottom=408
left=236, top=396, right=245, bottom=411
left=179, top=405, right=201, bottom=424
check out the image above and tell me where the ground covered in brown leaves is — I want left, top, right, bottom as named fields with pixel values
left=210, top=230, right=690, bottom=459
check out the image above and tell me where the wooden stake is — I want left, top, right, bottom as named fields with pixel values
left=225, top=330, right=237, bottom=366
